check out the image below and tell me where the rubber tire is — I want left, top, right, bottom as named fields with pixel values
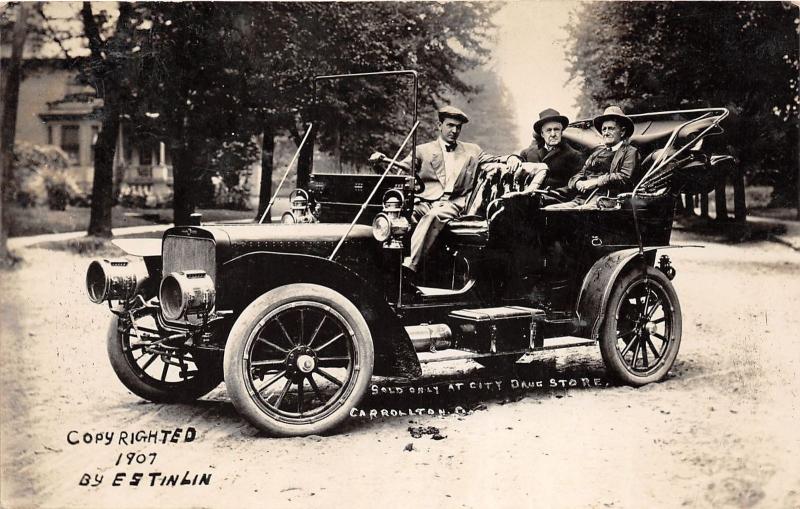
left=599, top=266, right=682, bottom=386
left=223, top=284, right=374, bottom=437
left=107, top=313, right=223, bottom=403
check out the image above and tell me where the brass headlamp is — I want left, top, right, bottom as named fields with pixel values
left=372, top=189, right=409, bottom=248
left=281, top=189, right=316, bottom=224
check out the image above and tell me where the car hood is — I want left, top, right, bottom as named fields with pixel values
left=211, top=223, right=374, bottom=244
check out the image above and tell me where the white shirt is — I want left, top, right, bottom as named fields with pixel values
left=438, top=138, right=467, bottom=193
left=608, top=141, right=624, bottom=152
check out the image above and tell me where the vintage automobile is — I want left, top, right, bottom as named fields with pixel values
left=85, top=71, right=733, bottom=436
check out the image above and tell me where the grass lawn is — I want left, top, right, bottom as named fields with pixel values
left=7, top=204, right=264, bottom=237
left=7, top=186, right=795, bottom=239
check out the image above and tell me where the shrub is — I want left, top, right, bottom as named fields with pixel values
left=10, top=143, right=82, bottom=209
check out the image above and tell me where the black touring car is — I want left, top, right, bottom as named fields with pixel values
left=86, top=71, right=734, bottom=436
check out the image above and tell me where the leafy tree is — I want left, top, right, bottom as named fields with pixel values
left=566, top=1, right=799, bottom=210
left=131, top=2, right=499, bottom=224
left=0, top=2, right=30, bottom=260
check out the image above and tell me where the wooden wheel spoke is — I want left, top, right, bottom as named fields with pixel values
left=299, top=309, right=305, bottom=346
left=314, top=368, right=343, bottom=387
left=256, top=370, right=287, bottom=394
left=273, top=379, right=293, bottom=410
left=629, top=338, right=642, bottom=368
left=651, top=316, right=666, bottom=324
left=646, top=298, right=663, bottom=320
left=315, top=333, right=344, bottom=354
left=307, top=374, right=325, bottom=403
left=641, top=287, right=652, bottom=316
left=256, top=336, right=289, bottom=354
left=645, top=337, right=662, bottom=361
left=275, top=317, right=296, bottom=347
left=640, top=337, right=650, bottom=368
left=652, top=332, right=668, bottom=343
left=317, top=356, right=351, bottom=363
left=620, top=336, right=638, bottom=357
left=306, top=315, right=327, bottom=349
left=160, top=361, right=169, bottom=382
left=140, top=353, right=158, bottom=371
left=250, top=359, right=286, bottom=367
left=297, top=378, right=305, bottom=414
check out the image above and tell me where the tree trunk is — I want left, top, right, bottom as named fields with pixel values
left=83, top=1, right=134, bottom=238
left=171, top=121, right=203, bottom=226
left=256, top=127, right=275, bottom=221
left=733, top=164, right=747, bottom=223
left=290, top=123, right=314, bottom=190
left=714, top=173, right=728, bottom=221
left=87, top=104, right=119, bottom=237
left=172, top=144, right=197, bottom=226
left=0, top=3, right=29, bottom=258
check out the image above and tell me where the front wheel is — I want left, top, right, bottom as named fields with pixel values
left=107, top=307, right=223, bottom=403
left=600, top=266, right=682, bottom=386
left=223, top=284, right=374, bottom=437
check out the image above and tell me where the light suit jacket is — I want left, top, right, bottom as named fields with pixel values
left=404, top=140, right=507, bottom=209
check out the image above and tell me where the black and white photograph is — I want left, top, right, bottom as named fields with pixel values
left=1, top=1, right=798, bottom=508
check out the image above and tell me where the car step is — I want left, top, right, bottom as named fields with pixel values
left=417, top=336, right=596, bottom=364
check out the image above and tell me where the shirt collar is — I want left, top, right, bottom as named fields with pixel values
left=608, top=141, right=624, bottom=152
left=439, top=137, right=458, bottom=152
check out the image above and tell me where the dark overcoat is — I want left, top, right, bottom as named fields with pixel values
left=519, top=141, right=584, bottom=189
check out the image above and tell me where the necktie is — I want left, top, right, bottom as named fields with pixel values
left=445, top=143, right=456, bottom=152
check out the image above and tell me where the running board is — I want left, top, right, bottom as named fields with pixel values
left=417, top=336, right=596, bottom=364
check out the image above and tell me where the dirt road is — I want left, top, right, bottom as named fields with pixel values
left=1, top=233, right=798, bottom=509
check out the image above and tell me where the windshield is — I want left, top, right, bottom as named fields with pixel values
left=312, top=72, right=417, bottom=175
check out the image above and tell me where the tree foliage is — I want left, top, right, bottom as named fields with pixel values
left=566, top=1, right=799, bottom=206
left=128, top=2, right=498, bottom=223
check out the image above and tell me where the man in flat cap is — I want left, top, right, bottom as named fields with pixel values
left=505, top=108, right=584, bottom=199
left=545, top=105, right=640, bottom=209
left=374, top=105, right=522, bottom=273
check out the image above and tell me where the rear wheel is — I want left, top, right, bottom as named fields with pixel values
left=107, top=307, right=222, bottom=403
left=223, top=284, right=374, bottom=437
left=600, top=266, right=682, bottom=386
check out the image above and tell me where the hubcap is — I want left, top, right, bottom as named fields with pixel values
left=297, top=354, right=316, bottom=373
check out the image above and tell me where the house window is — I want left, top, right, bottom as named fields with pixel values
left=61, top=125, right=81, bottom=164
left=47, top=125, right=53, bottom=145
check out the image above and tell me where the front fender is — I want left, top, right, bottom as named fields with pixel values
left=111, top=239, right=162, bottom=290
left=576, top=246, right=692, bottom=340
left=220, top=251, right=421, bottom=379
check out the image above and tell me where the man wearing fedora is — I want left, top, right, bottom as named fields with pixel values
left=506, top=108, right=584, bottom=198
left=545, top=105, right=640, bottom=209
left=373, top=105, right=522, bottom=273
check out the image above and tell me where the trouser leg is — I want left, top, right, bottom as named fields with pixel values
left=543, top=195, right=587, bottom=209
left=406, top=201, right=461, bottom=272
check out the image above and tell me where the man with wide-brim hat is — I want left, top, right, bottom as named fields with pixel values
left=505, top=108, right=584, bottom=199
left=545, top=105, right=640, bottom=210
left=370, top=105, right=521, bottom=274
